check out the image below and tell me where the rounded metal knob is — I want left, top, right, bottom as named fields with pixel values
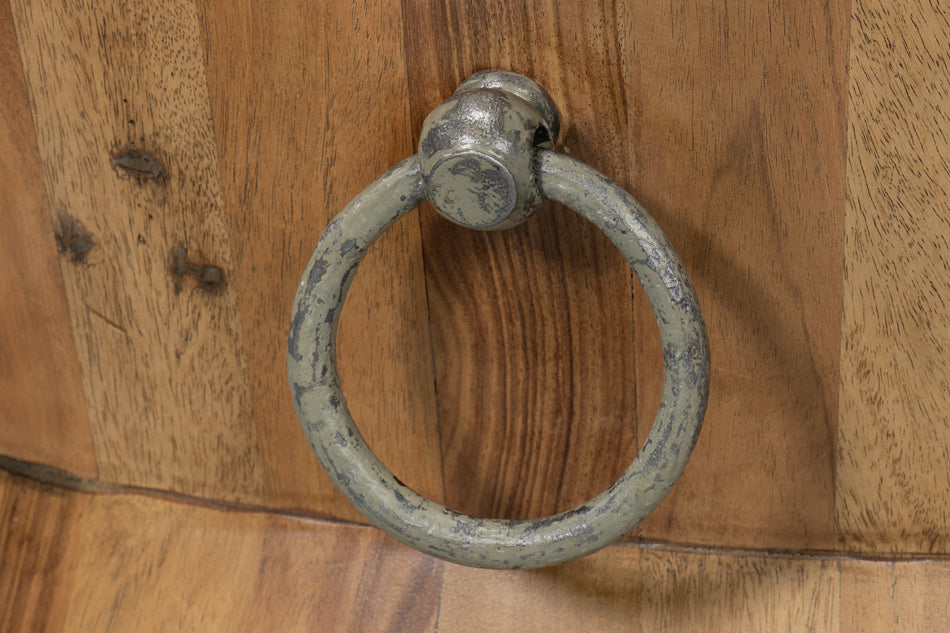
left=288, top=70, right=710, bottom=570
left=419, top=70, right=558, bottom=229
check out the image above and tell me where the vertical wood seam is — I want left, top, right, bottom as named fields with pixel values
left=833, top=0, right=857, bottom=553
left=400, top=0, right=449, bottom=508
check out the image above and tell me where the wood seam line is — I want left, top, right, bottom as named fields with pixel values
left=4, top=454, right=950, bottom=565
left=398, top=3, right=448, bottom=508
left=0, top=454, right=364, bottom=530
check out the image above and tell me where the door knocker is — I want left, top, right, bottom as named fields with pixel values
left=288, top=70, right=709, bottom=569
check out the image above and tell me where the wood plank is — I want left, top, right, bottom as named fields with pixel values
left=0, top=471, right=78, bottom=633
left=840, top=560, right=950, bottom=632
left=0, top=1, right=95, bottom=475
left=442, top=550, right=950, bottom=632
left=438, top=545, right=840, bottom=632
left=402, top=0, right=848, bottom=550
left=242, top=525, right=443, bottom=632
left=9, top=0, right=261, bottom=500
left=7, top=465, right=950, bottom=632
left=403, top=1, right=640, bottom=520
left=0, top=468, right=444, bottom=632
left=621, top=0, right=849, bottom=550
left=195, top=0, right=443, bottom=521
left=837, top=0, right=950, bottom=554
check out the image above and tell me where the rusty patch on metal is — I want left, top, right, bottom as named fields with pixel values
left=170, top=245, right=225, bottom=294
left=54, top=215, right=94, bottom=264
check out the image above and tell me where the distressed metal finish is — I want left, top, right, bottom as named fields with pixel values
left=288, top=72, right=710, bottom=569
left=419, top=71, right=558, bottom=230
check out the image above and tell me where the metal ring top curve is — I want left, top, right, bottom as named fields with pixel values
left=287, top=143, right=710, bottom=569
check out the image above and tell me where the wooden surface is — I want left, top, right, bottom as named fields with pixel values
left=0, top=468, right=443, bottom=633
left=840, top=559, right=950, bottom=633
left=2, top=0, right=950, bottom=627
left=836, top=0, right=950, bottom=554
left=623, top=0, right=848, bottom=551
left=403, top=1, right=642, bottom=522
left=401, top=0, right=849, bottom=551
left=0, top=0, right=95, bottom=477
left=194, top=0, right=443, bottom=519
left=9, top=0, right=261, bottom=501
left=2, top=467, right=949, bottom=632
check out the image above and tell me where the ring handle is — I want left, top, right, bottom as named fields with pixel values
left=288, top=71, right=709, bottom=569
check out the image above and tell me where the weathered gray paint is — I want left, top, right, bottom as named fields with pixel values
left=419, top=71, right=558, bottom=230
left=287, top=72, right=709, bottom=569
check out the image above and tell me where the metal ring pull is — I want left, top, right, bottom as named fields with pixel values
left=288, top=71, right=710, bottom=569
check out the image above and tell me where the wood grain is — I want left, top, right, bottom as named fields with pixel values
left=1, top=0, right=946, bottom=580
left=8, top=466, right=950, bottom=632
left=840, top=560, right=950, bottom=632
left=439, top=547, right=840, bottom=632
left=620, top=0, right=848, bottom=550
left=0, top=471, right=78, bottom=633
left=443, top=552, right=950, bottom=632
left=9, top=0, right=261, bottom=500
left=403, top=0, right=641, bottom=520
left=195, top=0, right=443, bottom=521
left=0, top=1, right=95, bottom=476
left=0, top=468, right=443, bottom=633
left=402, top=0, right=848, bottom=551
left=837, top=0, right=950, bottom=554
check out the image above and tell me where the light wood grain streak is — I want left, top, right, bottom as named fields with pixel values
left=837, top=0, right=950, bottom=553
left=9, top=0, right=260, bottom=500
left=0, top=0, right=96, bottom=476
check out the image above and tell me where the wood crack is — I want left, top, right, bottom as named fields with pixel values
left=84, top=302, right=128, bottom=337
